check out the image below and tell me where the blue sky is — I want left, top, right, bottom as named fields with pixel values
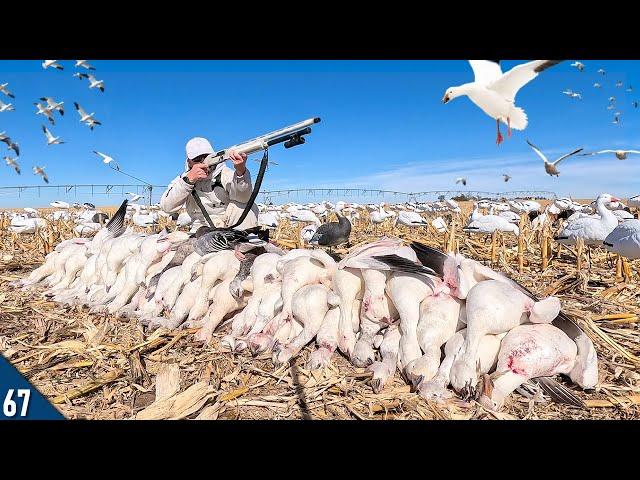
left=1, top=59, right=639, bottom=207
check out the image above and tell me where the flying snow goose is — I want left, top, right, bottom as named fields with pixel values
left=34, top=102, right=55, bottom=125
left=442, top=60, right=562, bottom=144
left=40, top=97, right=64, bottom=115
left=502, top=174, right=511, bottom=182
left=74, top=102, right=101, bottom=130
left=0, top=99, right=14, bottom=112
left=616, top=80, right=623, bottom=88
left=598, top=68, right=606, bottom=75
left=93, top=150, right=119, bottom=170
left=125, top=192, right=144, bottom=203
left=75, top=60, right=96, bottom=70
left=33, top=166, right=49, bottom=183
left=0, top=132, right=19, bottom=156
left=455, top=177, right=467, bottom=186
left=555, top=193, right=619, bottom=246
left=593, top=82, right=601, bottom=88
left=570, top=61, right=584, bottom=72
left=74, top=101, right=96, bottom=120
left=0, top=83, right=15, bottom=98
left=562, top=89, right=573, bottom=96
left=581, top=149, right=640, bottom=160
left=42, top=60, right=63, bottom=70
left=526, top=139, right=583, bottom=177
left=4, top=156, right=20, bottom=174
left=74, top=73, right=105, bottom=92
left=42, top=125, right=64, bottom=145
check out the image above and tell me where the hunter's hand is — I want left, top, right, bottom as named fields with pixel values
left=186, top=162, right=210, bottom=183
left=228, top=150, right=248, bottom=176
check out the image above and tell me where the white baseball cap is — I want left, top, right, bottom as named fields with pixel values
left=186, top=137, right=214, bottom=160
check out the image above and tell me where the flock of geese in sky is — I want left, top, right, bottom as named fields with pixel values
left=1, top=60, right=107, bottom=184
left=1, top=59, right=639, bottom=193
left=443, top=60, right=639, bottom=187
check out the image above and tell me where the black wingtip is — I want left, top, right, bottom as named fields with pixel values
left=534, top=60, right=563, bottom=73
left=535, top=377, right=585, bottom=408
left=106, top=199, right=128, bottom=236
left=372, top=254, right=439, bottom=277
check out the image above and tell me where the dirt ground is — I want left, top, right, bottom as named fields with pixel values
left=1, top=201, right=639, bottom=420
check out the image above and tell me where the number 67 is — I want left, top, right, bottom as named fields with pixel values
left=3, top=389, right=31, bottom=417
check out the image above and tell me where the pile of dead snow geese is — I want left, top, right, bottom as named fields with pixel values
left=13, top=199, right=601, bottom=411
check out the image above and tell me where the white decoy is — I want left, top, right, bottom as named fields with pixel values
left=4, top=156, right=20, bottom=174
left=370, top=203, right=394, bottom=224
left=93, top=150, right=119, bottom=170
left=33, top=166, right=49, bottom=183
left=570, top=61, right=584, bottom=72
left=499, top=211, right=520, bottom=223
left=74, top=73, right=105, bottom=92
left=431, top=217, right=448, bottom=233
left=396, top=210, right=428, bottom=227
left=603, top=220, right=640, bottom=259
left=526, top=139, right=583, bottom=177
left=9, top=216, right=47, bottom=233
left=40, top=97, right=64, bottom=116
left=0, top=99, right=14, bottom=112
left=442, top=60, right=562, bottom=144
left=34, top=102, right=56, bottom=125
left=42, top=60, right=64, bottom=70
left=257, top=211, right=279, bottom=228
left=455, top=177, right=467, bottom=186
left=50, top=201, right=70, bottom=209
left=300, top=224, right=318, bottom=243
left=0, top=83, right=15, bottom=98
left=75, top=60, right=96, bottom=70
left=23, top=207, right=39, bottom=217
left=41, top=125, right=64, bottom=145
left=464, top=214, right=519, bottom=235
left=581, top=149, right=640, bottom=161
left=131, top=204, right=158, bottom=227
left=289, top=209, right=321, bottom=225
left=556, top=193, right=620, bottom=246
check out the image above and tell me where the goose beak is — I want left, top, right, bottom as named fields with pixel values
left=611, top=197, right=620, bottom=202
left=442, top=94, right=450, bottom=104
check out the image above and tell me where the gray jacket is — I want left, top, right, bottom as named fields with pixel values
left=160, top=165, right=255, bottom=230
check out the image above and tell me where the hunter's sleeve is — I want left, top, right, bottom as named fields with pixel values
left=226, top=168, right=253, bottom=204
left=160, top=176, right=193, bottom=213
